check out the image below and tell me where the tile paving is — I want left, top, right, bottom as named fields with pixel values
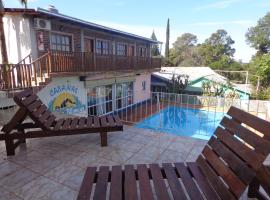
left=0, top=125, right=269, bottom=200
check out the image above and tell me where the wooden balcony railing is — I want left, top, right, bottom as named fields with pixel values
left=49, top=51, right=161, bottom=73
left=0, top=51, right=161, bottom=90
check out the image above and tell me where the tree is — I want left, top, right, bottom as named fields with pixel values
left=170, top=33, right=203, bottom=66
left=169, top=74, right=189, bottom=93
left=165, top=18, right=170, bottom=58
left=151, top=30, right=160, bottom=56
left=251, top=53, right=270, bottom=87
left=0, top=0, right=27, bottom=64
left=246, top=12, right=270, bottom=55
left=199, top=29, right=235, bottom=69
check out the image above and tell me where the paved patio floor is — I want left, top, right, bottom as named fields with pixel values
left=0, top=125, right=269, bottom=200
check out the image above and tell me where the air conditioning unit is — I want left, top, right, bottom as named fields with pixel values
left=34, top=18, right=51, bottom=30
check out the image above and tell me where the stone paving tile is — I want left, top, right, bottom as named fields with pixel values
left=0, top=187, right=23, bottom=200
left=14, top=176, right=77, bottom=200
left=0, top=167, right=40, bottom=191
left=43, top=162, right=85, bottom=191
left=0, top=125, right=256, bottom=199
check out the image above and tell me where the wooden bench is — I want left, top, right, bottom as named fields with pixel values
left=0, top=88, right=123, bottom=156
left=77, top=106, right=270, bottom=200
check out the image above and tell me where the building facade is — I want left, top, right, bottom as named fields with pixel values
left=0, top=7, right=161, bottom=115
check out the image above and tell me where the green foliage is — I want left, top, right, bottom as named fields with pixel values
left=250, top=53, right=270, bottom=87
left=165, top=18, right=170, bottom=58
left=151, top=30, right=160, bottom=56
left=256, top=87, right=270, bottom=100
left=168, top=33, right=203, bottom=66
left=168, top=74, right=189, bottom=93
left=246, top=12, right=270, bottom=54
left=199, top=29, right=235, bottom=69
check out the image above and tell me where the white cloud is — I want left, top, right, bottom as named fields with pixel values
left=195, top=0, right=241, bottom=10
left=190, top=20, right=255, bottom=27
left=90, top=19, right=255, bottom=62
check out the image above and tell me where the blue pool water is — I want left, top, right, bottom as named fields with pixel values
left=135, top=106, right=225, bottom=140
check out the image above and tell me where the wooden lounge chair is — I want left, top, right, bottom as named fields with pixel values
left=77, top=106, right=270, bottom=200
left=0, top=88, right=123, bottom=156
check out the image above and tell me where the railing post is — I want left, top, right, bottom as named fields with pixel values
left=48, top=51, right=52, bottom=74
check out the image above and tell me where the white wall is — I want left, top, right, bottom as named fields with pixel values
left=38, top=76, right=88, bottom=117
left=0, top=14, right=36, bottom=63
left=133, top=73, right=151, bottom=103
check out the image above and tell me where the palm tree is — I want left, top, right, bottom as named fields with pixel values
left=0, top=0, right=27, bottom=64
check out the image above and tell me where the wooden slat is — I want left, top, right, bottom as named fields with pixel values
left=70, top=118, right=79, bottom=129
left=27, top=100, right=42, bottom=112
left=149, top=164, right=170, bottom=200
left=202, top=146, right=246, bottom=198
left=124, top=165, right=138, bottom=200
left=208, top=137, right=255, bottom=185
left=187, top=162, right=220, bottom=200
left=214, top=127, right=265, bottom=170
left=114, top=115, right=122, bottom=126
left=137, top=164, right=154, bottom=200
left=44, top=115, right=56, bottom=128
left=14, top=88, right=32, bottom=100
left=93, top=166, right=109, bottom=200
left=21, top=94, right=38, bottom=106
left=93, top=116, right=100, bottom=128
left=100, top=116, right=108, bottom=127
left=86, top=117, right=93, bottom=128
left=62, top=118, right=72, bottom=130
left=221, top=117, right=270, bottom=156
left=174, top=163, right=203, bottom=200
left=39, top=111, right=51, bottom=123
left=54, top=118, right=65, bottom=130
left=78, top=117, right=86, bottom=129
left=77, top=167, right=97, bottom=200
left=196, top=156, right=236, bottom=200
left=107, top=115, right=115, bottom=127
left=109, top=166, right=122, bottom=200
left=162, top=163, right=187, bottom=200
left=227, top=106, right=270, bottom=140
left=33, top=105, right=47, bottom=118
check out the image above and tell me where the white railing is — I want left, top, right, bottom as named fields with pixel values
left=0, top=91, right=269, bottom=140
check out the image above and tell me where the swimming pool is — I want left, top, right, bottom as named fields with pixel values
left=135, top=106, right=225, bottom=140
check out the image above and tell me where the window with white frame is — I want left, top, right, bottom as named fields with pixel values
left=117, top=43, right=127, bottom=56
left=96, top=40, right=110, bottom=55
left=51, top=33, right=72, bottom=52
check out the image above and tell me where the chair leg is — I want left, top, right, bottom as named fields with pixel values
left=5, top=139, right=15, bottom=156
left=248, top=178, right=266, bottom=200
left=100, top=132, right=107, bottom=147
left=18, top=129, right=26, bottom=144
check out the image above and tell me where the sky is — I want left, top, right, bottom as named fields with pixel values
left=4, top=0, right=270, bottom=62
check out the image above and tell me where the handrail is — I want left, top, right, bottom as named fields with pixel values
left=30, top=52, right=50, bottom=64
left=17, top=53, right=32, bottom=65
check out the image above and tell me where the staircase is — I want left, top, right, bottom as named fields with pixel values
left=0, top=52, right=52, bottom=92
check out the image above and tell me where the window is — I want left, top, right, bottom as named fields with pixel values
left=139, top=47, right=147, bottom=57
left=96, top=40, right=110, bottom=55
left=51, top=33, right=72, bottom=52
left=117, top=43, right=127, bottom=56
left=142, top=81, right=146, bottom=91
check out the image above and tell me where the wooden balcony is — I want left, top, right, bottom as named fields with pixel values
left=0, top=51, right=161, bottom=90
left=49, top=51, right=161, bottom=74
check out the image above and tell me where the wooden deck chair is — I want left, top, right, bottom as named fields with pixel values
left=0, top=88, right=123, bottom=156
left=77, top=106, right=270, bottom=200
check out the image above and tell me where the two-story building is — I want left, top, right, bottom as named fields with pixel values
left=0, top=6, right=161, bottom=116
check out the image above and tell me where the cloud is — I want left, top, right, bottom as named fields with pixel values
left=189, top=20, right=255, bottom=27
left=195, top=0, right=241, bottom=10
left=90, top=19, right=255, bottom=62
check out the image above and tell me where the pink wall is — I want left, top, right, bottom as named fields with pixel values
left=134, top=73, right=151, bottom=103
